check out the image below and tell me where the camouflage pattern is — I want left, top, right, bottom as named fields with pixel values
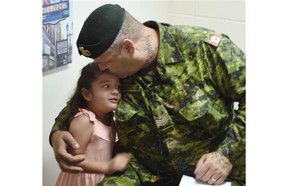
left=49, top=104, right=70, bottom=145
left=114, top=21, right=246, bottom=186
left=50, top=21, right=245, bottom=186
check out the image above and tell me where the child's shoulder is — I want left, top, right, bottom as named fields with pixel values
left=74, top=108, right=97, bottom=122
left=70, top=114, right=92, bottom=130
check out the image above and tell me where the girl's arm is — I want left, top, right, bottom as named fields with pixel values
left=69, top=115, right=130, bottom=174
left=74, top=152, right=131, bottom=174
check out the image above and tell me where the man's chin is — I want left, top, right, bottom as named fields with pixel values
left=115, top=72, right=134, bottom=78
left=119, top=74, right=130, bottom=79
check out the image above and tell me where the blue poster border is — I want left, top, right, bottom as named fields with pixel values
left=42, top=0, right=73, bottom=73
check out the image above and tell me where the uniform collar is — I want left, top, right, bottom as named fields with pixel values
left=144, top=21, right=184, bottom=65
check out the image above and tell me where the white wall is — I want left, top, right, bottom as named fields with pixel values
left=43, top=1, right=245, bottom=186
left=168, top=0, right=245, bottom=51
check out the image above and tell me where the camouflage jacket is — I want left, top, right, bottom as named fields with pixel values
left=115, top=21, right=245, bottom=184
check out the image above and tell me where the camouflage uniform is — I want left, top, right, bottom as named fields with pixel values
left=51, top=21, right=245, bottom=186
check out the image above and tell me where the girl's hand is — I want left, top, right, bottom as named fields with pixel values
left=106, top=152, right=131, bottom=175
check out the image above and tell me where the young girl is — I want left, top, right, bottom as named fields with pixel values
left=55, top=62, right=130, bottom=186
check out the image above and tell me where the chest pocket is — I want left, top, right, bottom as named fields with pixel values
left=117, top=82, right=174, bottom=142
left=178, top=85, right=210, bottom=122
left=158, top=79, right=230, bottom=136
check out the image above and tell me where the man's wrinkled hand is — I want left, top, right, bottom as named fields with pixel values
left=194, top=152, right=232, bottom=185
left=52, top=130, right=85, bottom=173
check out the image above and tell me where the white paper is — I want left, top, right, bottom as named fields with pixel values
left=179, top=175, right=231, bottom=186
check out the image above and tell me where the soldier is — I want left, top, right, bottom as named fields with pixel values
left=50, top=4, right=245, bottom=186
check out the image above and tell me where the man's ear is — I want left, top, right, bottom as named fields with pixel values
left=81, top=88, right=92, bottom=101
left=122, top=39, right=135, bottom=55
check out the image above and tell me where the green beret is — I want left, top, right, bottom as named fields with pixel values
left=76, top=4, right=125, bottom=59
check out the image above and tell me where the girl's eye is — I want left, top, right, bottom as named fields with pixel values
left=103, top=84, right=109, bottom=88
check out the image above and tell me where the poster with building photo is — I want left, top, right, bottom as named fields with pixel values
left=42, top=0, right=72, bottom=73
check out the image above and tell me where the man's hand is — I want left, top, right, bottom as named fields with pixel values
left=51, top=130, right=85, bottom=173
left=194, top=152, right=232, bottom=185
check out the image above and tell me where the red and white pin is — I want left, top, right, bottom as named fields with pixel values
left=209, top=33, right=222, bottom=47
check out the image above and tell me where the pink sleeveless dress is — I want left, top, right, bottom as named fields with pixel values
left=55, top=108, right=115, bottom=186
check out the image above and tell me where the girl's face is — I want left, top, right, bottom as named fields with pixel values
left=86, top=72, right=121, bottom=115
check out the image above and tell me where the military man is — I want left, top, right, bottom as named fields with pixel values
left=50, top=4, right=245, bottom=186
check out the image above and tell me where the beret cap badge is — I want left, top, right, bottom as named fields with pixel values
left=79, top=47, right=91, bottom=57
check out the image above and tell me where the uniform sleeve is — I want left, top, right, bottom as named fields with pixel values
left=205, top=35, right=246, bottom=165
left=48, top=104, right=71, bottom=146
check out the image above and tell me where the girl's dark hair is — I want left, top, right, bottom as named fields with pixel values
left=61, top=62, right=103, bottom=130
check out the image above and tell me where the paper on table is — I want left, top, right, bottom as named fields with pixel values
left=179, top=175, right=231, bottom=186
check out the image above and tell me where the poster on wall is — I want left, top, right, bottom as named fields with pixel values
left=42, top=0, right=73, bottom=73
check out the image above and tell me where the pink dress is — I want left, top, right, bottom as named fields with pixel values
left=55, top=108, right=115, bottom=186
